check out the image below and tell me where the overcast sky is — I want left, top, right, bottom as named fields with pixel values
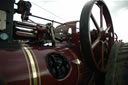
left=14, top=0, right=128, bottom=42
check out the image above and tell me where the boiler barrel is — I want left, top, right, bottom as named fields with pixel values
left=0, top=45, right=84, bottom=85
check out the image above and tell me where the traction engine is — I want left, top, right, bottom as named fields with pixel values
left=0, top=0, right=120, bottom=85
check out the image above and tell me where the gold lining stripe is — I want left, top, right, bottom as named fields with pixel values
left=28, top=47, right=41, bottom=85
left=22, top=47, right=32, bottom=85
left=23, top=46, right=38, bottom=85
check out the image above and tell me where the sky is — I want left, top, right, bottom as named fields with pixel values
left=14, top=0, right=128, bottom=42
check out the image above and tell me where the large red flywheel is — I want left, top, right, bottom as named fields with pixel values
left=80, top=0, right=114, bottom=72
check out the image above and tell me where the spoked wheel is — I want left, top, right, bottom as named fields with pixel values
left=80, top=0, right=114, bottom=72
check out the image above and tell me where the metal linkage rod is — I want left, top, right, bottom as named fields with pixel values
left=30, top=14, right=64, bottom=25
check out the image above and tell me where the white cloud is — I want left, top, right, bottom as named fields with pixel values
left=105, top=0, right=128, bottom=42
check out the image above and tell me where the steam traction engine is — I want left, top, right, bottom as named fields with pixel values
left=0, top=0, right=124, bottom=85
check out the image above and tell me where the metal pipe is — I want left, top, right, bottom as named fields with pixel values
left=30, top=14, right=64, bottom=25
left=16, top=31, right=35, bottom=37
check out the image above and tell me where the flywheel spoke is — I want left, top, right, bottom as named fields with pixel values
left=91, top=14, right=101, bottom=32
left=105, top=25, right=111, bottom=33
left=100, top=5, right=103, bottom=29
left=101, top=41, right=105, bottom=71
left=92, top=35, right=101, bottom=49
